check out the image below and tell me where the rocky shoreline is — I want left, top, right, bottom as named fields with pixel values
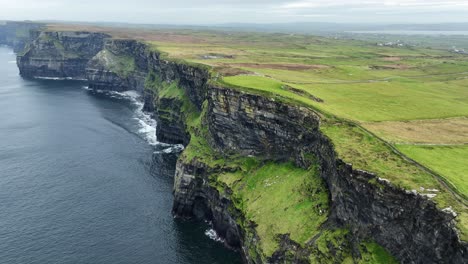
left=2, top=23, right=467, bottom=263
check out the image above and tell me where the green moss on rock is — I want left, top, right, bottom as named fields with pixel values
left=95, top=49, right=136, bottom=78
left=217, top=161, right=330, bottom=256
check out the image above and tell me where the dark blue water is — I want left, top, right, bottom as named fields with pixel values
left=0, top=46, right=241, bottom=264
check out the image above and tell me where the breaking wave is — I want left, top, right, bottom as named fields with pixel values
left=35, top=76, right=87, bottom=81
left=88, top=89, right=158, bottom=145
left=153, top=143, right=184, bottom=154
left=83, top=87, right=184, bottom=153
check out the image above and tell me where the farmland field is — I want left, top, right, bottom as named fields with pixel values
left=397, top=145, right=468, bottom=197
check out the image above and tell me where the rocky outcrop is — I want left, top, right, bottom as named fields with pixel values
left=154, top=96, right=191, bottom=145
left=17, top=31, right=109, bottom=79
left=206, top=86, right=321, bottom=163
left=13, top=28, right=468, bottom=263
left=145, top=53, right=210, bottom=111
left=333, top=163, right=466, bottom=263
left=141, top=79, right=190, bottom=145
left=85, top=37, right=210, bottom=104
left=172, top=159, right=243, bottom=248
left=85, top=49, right=129, bottom=91
left=86, top=39, right=147, bottom=92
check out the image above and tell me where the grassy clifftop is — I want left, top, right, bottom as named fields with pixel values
left=141, top=30, right=468, bottom=240
left=145, top=72, right=398, bottom=262
left=45, top=22, right=467, bottom=252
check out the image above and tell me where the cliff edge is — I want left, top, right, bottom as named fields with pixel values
left=7, top=26, right=468, bottom=263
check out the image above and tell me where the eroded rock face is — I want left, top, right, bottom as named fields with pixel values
left=172, top=85, right=468, bottom=263
left=13, top=29, right=468, bottom=263
left=206, top=86, right=321, bottom=161
left=172, top=158, right=243, bottom=250
left=146, top=52, right=210, bottom=110
left=155, top=96, right=190, bottom=145
left=84, top=37, right=210, bottom=119
left=86, top=49, right=128, bottom=91
left=86, top=39, right=147, bottom=92
left=17, top=31, right=109, bottom=79
left=333, top=163, right=466, bottom=263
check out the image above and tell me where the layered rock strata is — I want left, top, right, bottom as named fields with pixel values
left=17, top=31, right=109, bottom=79
left=13, top=28, right=468, bottom=264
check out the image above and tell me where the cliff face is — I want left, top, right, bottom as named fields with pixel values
left=206, top=87, right=321, bottom=163
left=86, top=39, right=147, bottom=91
left=0, top=21, right=42, bottom=52
left=86, top=37, right=209, bottom=107
left=17, top=31, right=109, bottom=79
left=209, top=87, right=465, bottom=262
left=173, top=86, right=467, bottom=263
left=146, top=52, right=210, bottom=111
left=172, top=158, right=244, bottom=247
left=15, top=29, right=468, bottom=264
left=333, top=163, right=465, bottom=263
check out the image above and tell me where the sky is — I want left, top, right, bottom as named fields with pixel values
left=0, top=0, right=467, bottom=24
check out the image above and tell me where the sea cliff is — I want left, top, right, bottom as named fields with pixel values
left=17, top=30, right=109, bottom=79
left=0, top=21, right=41, bottom=52
left=4, top=26, right=467, bottom=263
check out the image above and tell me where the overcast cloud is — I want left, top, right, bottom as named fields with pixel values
left=0, top=0, right=467, bottom=24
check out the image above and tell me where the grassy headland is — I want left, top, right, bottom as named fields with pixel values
left=142, top=29, right=468, bottom=231
left=49, top=23, right=468, bottom=249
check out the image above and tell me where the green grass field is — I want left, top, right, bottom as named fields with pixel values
left=396, top=145, right=468, bottom=197
left=223, top=76, right=468, bottom=122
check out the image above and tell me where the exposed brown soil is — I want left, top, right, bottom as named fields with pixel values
left=370, top=64, right=411, bottom=70
left=229, top=63, right=329, bottom=71
left=214, top=66, right=254, bottom=77
left=382, top=57, right=402, bottom=62
left=363, top=117, right=468, bottom=144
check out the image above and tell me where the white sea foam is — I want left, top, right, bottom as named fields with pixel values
left=35, top=76, right=64, bottom=80
left=8, top=60, right=16, bottom=64
left=135, top=116, right=158, bottom=146
left=153, top=144, right=185, bottom=154
left=66, top=77, right=87, bottom=81
left=84, top=88, right=158, bottom=145
left=205, top=228, right=224, bottom=243
left=107, top=90, right=158, bottom=146
left=83, top=88, right=185, bottom=149
left=34, top=76, right=87, bottom=81
left=121, top=90, right=140, bottom=99
left=163, top=144, right=185, bottom=153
